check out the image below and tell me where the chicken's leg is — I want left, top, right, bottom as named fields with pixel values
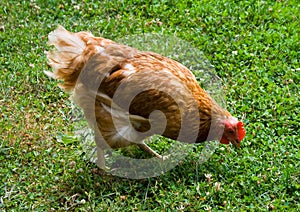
left=137, top=143, right=169, bottom=160
left=96, top=146, right=106, bottom=169
left=94, top=131, right=110, bottom=170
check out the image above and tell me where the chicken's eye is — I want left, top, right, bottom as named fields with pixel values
left=228, top=129, right=234, bottom=134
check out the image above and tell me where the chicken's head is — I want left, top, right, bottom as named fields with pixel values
left=219, top=117, right=246, bottom=148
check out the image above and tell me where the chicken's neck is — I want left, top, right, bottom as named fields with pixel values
left=196, top=97, right=231, bottom=143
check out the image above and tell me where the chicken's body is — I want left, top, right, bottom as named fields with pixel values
left=46, top=26, right=246, bottom=168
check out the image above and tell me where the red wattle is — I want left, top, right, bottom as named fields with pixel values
left=220, top=137, right=230, bottom=144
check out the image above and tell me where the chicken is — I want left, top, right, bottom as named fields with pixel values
left=45, top=26, right=246, bottom=169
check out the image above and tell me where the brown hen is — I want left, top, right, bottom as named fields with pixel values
left=46, top=26, right=246, bottom=168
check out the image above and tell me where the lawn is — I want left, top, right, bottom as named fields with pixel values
left=1, top=0, right=299, bottom=211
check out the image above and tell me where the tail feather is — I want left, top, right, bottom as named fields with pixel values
left=48, top=25, right=86, bottom=55
left=46, top=25, right=92, bottom=91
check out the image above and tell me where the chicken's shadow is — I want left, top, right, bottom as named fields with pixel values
left=60, top=143, right=228, bottom=205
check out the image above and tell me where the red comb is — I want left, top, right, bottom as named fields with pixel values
left=237, top=121, right=246, bottom=141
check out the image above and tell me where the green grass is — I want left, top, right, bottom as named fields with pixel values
left=1, top=0, right=299, bottom=210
